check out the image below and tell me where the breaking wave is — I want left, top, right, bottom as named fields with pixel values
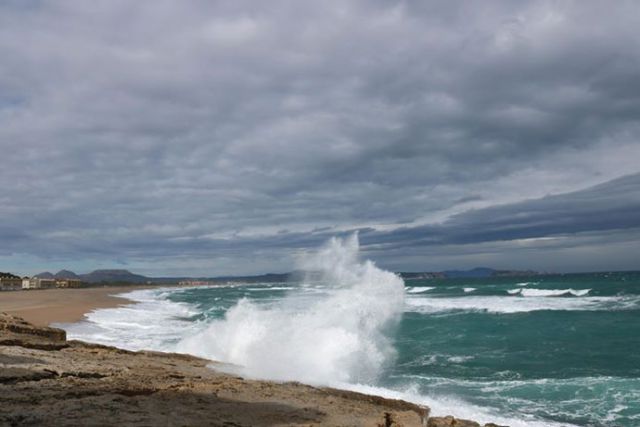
left=177, top=234, right=406, bottom=384
left=405, top=295, right=638, bottom=314
left=508, top=288, right=591, bottom=297
left=407, top=286, right=435, bottom=293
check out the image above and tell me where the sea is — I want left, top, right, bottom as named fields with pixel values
left=60, top=237, right=640, bottom=427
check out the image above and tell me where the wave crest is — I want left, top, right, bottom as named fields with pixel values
left=177, top=234, right=406, bottom=384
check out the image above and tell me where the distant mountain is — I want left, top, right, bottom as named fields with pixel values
left=54, top=270, right=80, bottom=280
left=491, top=269, right=540, bottom=277
left=443, top=267, right=496, bottom=278
left=399, top=268, right=540, bottom=280
left=80, top=269, right=149, bottom=284
left=81, top=269, right=149, bottom=283
left=442, top=267, right=540, bottom=278
left=34, top=271, right=55, bottom=279
left=399, top=272, right=446, bottom=280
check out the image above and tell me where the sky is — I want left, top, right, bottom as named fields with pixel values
left=1, top=0, right=639, bottom=277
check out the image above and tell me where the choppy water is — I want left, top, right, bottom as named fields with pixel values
left=62, top=251, right=640, bottom=426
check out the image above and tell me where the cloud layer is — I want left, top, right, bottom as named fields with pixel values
left=1, top=1, right=639, bottom=275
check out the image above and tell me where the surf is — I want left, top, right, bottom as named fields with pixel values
left=177, top=234, right=406, bottom=384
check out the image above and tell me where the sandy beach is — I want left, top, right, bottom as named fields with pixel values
left=0, top=287, right=148, bottom=326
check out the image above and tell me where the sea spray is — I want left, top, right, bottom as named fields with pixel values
left=177, top=234, right=405, bottom=383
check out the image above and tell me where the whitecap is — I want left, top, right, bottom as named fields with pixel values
left=404, top=295, right=636, bottom=314
left=406, top=286, right=435, bottom=293
left=337, top=382, right=574, bottom=427
left=508, top=288, right=591, bottom=297
left=58, top=288, right=201, bottom=352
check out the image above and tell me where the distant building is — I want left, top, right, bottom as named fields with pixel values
left=0, top=277, right=22, bottom=291
left=178, top=280, right=216, bottom=287
left=22, top=277, right=56, bottom=289
left=55, top=279, right=82, bottom=288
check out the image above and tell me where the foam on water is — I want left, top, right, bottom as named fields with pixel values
left=336, top=382, right=575, bottom=427
left=380, top=374, right=640, bottom=427
left=60, top=288, right=200, bottom=351
left=508, top=288, right=591, bottom=297
left=407, top=286, right=435, bottom=293
left=463, top=287, right=476, bottom=293
left=177, top=234, right=405, bottom=384
left=405, top=295, right=637, bottom=314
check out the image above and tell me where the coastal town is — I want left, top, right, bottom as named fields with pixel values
left=0, top=272, right=82, bottom=291
left=0, top=270, right=224, bottom=292
left=1, top=267, right=541, bottom=292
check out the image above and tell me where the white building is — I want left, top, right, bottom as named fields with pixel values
left=22, top=277, right=56, bottom=289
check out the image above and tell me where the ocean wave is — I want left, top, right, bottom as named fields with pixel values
left=404, top=295, right=637, bottom=314
left=246, top=286, right=295, bottom=291
left=337, top=382, right=574, bottom=427
left=177, top=234, right=406, bottom=384
left=508, top=288, right=591, bottom=297
left=391, top=374, right=640, bottom=427
left=463, top=287, right=476, bottom=293
left=59, top=288, right=201, bottom=352
left=406, top=286, right=435, bottom=293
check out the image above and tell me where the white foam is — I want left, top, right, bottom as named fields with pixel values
left=407, top=286, right=435, bottom=293
left=463, top=287, right=476, bottom=293
left=405, top=295, right=636, bottom=314
left=508, top=288, right=591, bottom=297
left=177, top=234, right=406, bottom=384
left=59, top=288, right=201, bottom=352
left=336, top=382, right=574, bottom=427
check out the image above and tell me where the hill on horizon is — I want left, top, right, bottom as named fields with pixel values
left=80, top=269, right=149, bottom=283
left=32, top=269, right=149, bottom=283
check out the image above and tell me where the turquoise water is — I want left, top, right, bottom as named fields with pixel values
left=161, top=272, right=640, bottom=426
left=63, top=270, right=640, bottom=426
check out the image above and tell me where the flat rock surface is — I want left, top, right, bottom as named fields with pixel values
left=1, top=313, right=429, bottom=426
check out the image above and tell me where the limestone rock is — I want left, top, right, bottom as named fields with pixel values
left=0, top=313, right=66, bottom=341
left=1, top=313, right=432, bottom=426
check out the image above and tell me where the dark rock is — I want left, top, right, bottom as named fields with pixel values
left=0, top=367, right=58, bottom=384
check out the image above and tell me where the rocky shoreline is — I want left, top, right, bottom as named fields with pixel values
left=0, top=313, right=501, bottom=426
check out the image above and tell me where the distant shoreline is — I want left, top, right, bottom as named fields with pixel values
left=0, top=285, right=152, bottom=326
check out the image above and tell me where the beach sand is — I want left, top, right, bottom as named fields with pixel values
left=0, top=286, right=147, bottom=326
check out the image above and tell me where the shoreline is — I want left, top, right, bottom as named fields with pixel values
left=0, top=312, right=497, bottom=426
left=0, top=286, right=152, bottom=326
left=0, top=288, right=499, bottom=426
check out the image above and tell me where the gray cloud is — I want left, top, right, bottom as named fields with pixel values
left=0, top=1, right=639, bottom=275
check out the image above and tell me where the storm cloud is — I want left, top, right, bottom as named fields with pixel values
left=1, top=1, right=639, bottom=275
